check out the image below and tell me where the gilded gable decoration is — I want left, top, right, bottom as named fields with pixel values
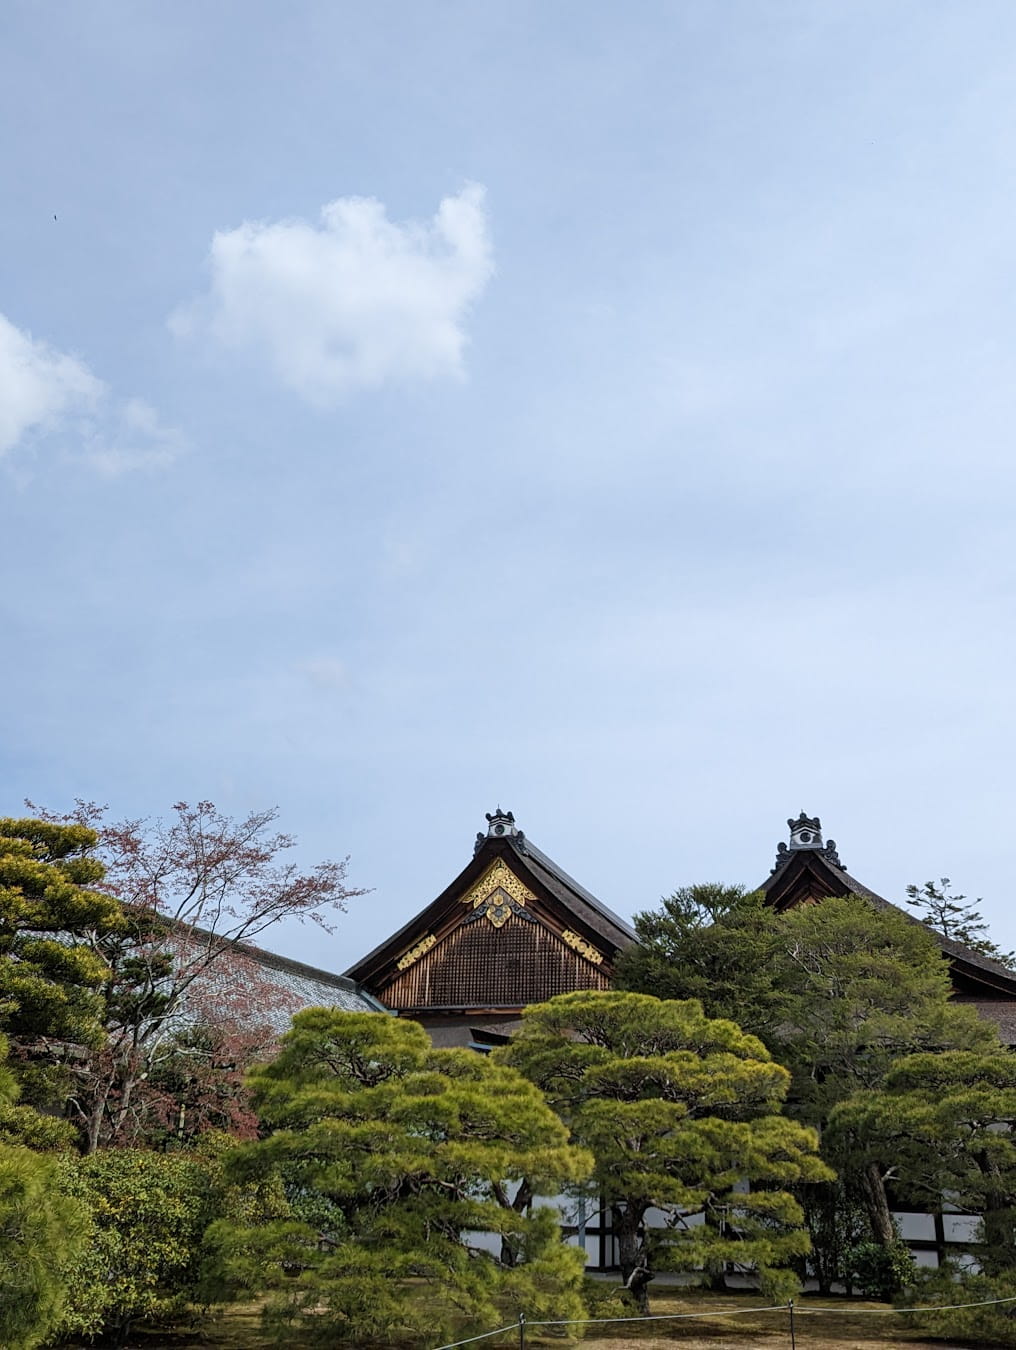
left=461, top=859, right=538, bottom=929
left=561, top=929, right=604, bottom=965
left=396, top=933, right=437, bottom=970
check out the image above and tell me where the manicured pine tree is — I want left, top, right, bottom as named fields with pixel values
left=0, top=817, right=122, bottom=1053
left=207, top=1010, right=591, bottom=1345
left=497, top=990, right=831, bottom=1314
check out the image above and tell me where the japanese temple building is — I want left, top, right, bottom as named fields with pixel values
left=344, top=808, right=636, bottom=1046
left=235, top=805, right=1016, bottom=1272
left=339, top=807, right=1016, bottom=1271
left=343, top=806, right=1016, bottom=1047
left=762, top=811, right=1016, bottom=1043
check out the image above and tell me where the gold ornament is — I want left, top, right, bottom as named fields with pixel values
left=561, top=929, right=604, bottom=965
left=396, top=933, right=438, bottom=970
left=461, top=860, right=536, bottom=928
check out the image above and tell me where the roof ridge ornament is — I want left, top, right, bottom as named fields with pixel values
left=475, top=807, right=526, bottom=854
left=771, top=812, right=845, bottom=873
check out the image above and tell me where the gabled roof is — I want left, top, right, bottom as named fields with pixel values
left=221, top=939, right=389, bottom=1029
left=345, top=809, right=635, bottom=1012
left=760, top=813, right=1016, bottom=1002
left=155, top=921, right=388, bottom=1037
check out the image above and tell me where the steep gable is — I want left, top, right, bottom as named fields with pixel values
left=761, top=813, right=1016, bottom=1025
left=346, top=810, right=634, bottom=1029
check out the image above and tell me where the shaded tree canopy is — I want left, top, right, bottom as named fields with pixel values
left=615, top=884, right=783, bottom=1039
left=831, top=1050, right=1016, bottom=1277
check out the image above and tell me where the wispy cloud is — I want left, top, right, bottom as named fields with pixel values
left=85, top=398, right=187, bottom=477
left=300, top=657, right=349, bottom=691
left=170, top=185, right=494, bottom=404
left=0, top=312, right=183, bottom=473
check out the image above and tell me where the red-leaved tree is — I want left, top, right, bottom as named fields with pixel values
left=31, top=800, right=364, bottom=1152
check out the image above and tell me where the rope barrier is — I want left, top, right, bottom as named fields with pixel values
left=526, top=1302, right=784, bottom=1327
left=432, top=1289, right=1016, bottom=1347
left=799, top=1292, right=1016, bottom=1315
left=432, top=1323, right=519, bottom=1349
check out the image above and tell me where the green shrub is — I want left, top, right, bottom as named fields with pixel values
left=56, top=1149, right=216, bottom=1343
left=899, top=1266, right=1016, bottom=1346
left=842, top=1239, right=916, bottom=1301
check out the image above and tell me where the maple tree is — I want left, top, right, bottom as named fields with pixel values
left=31, top=800, right=363, bottom=1151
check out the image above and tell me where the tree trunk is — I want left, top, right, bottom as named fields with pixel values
left=497, top=1179, right=533, bottom=1267
left=614, top=1206, right=652, bottom=1316
left=703, top=1207, right=729, bottom=1291
left=859, top=1162, right=895, bottom=1248
left=976, top=1151, right=1015, bottom=1277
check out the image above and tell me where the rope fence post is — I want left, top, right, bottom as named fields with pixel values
left=518, top=1311, right=526, bottom=1350
left=788, top=1298, right=796, bottom=1350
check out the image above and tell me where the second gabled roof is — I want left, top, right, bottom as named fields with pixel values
left=761, top=812, right=1016, bottom=1001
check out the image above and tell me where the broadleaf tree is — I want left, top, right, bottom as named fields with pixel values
left=207, top=1009, right=591, bottom=1345
left=496, top=990, right=832, bottom=1314
left=31, top=800, right=363, bottom=1151
left=619, top=886, right=1000, bottom=1291
left=770, top=897, right=997, bottom=1268
left=56, top=1148, right=219, bottom=1345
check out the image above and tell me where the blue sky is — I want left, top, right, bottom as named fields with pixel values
left=4, top=2, right=1016, bottom=970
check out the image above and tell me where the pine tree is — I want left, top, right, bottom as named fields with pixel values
left=615, top=884, right=784, bottom=1040
left=0, top=1034, right=88, bottom=1349
left=906, top=878, right=1015, bottom=967
left=207, top=1010, right=590, bottom=1345
left=497, top=990, right=831, bottom=1314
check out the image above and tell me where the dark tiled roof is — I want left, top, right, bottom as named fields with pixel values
left=512, top=837, right=637, bottom=947
left=225, top=941, right=388, bottom=1029
left=345, top=824, right=634, bottom=989
left=172, top=928, right=387, bottom=1035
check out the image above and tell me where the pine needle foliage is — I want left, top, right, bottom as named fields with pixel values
left=496, top=991, right=831, bottom=1314
left=207, top=1010, right=591, bottom=1346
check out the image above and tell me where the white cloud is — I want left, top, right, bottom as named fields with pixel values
left=0, top=313, right=103, bottom=454
left=171, top=184, right=494, bottom=404
left=0, top=312, right=183, bottom=473
left=86, top=398, right=186, bottom=477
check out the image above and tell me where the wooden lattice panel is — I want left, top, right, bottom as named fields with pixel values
left=380, top=914, right=610, bottom=1010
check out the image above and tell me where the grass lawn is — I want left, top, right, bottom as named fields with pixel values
left=68, top=1289, right=977, bottom=1350
left=577, top=1290, right=958, bottom=1350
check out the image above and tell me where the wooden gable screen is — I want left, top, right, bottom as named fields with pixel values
left=381, top=918, right=610, bottom=1009
left=376, top=856, right=612, bottom=1012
